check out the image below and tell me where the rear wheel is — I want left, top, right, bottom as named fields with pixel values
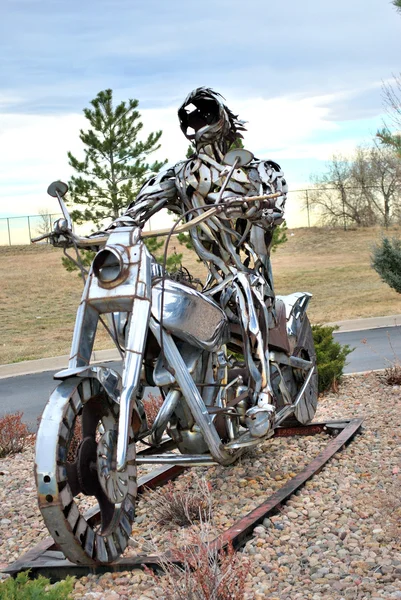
left=35, top=377, right=137, bottom=565
left=273, top=315, right=318, bottom=426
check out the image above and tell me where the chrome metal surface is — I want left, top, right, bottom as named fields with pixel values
left=47, top=180, right=68, bottom=198
left=151, top=280, right=229, bottom=352
left=117, top=246, right=152, bottom=472
left=149, top=317, right=238, bottom=466
left=153, top=344, right=202, bottom=386
left=245, top=399, right=276, bottom=438
left=223, top=148, right=254, bottom=167
left=35, top=377, right=137, bottom=565
left=150, top=389, right=180, bottom=445
left=97, top=430, right=135, bottom=503
left=275, top=367, right=316, bottom=425
left=54, top=366, right=121, bottom=404
left=269, top=351, right=313, bottom=371
left=34, top=88, right=320, bottom=566
left=278, top=292, right=312, bottom=338
left=136, top=453, right=218, bottom=465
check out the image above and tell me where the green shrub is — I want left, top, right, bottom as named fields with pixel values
left=0, top=571, right=74, bottom=600
left=312, top=325, right=353, bottom=393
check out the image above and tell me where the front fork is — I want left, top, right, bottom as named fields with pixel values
left=116, top=297, right=150, bottom=471
left=62, top=243, right=152, bottom=473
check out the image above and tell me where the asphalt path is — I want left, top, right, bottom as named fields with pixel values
left=339, top=326, right=401, bottom=374
left=1, top=326, right=400, bottom=430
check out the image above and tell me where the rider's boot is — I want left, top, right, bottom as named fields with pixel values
left=245, top=387, right=276, bottom=438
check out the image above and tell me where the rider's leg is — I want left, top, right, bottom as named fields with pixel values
left=235, top=272, right=275, bottom=382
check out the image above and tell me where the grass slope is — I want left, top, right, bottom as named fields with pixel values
left=1, top=226, right=399, bottom=364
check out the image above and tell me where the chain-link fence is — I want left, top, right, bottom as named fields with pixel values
left=0, top=213, right=63, bottom=246
left=0, top=188, right=321, bottom=246
left=4, top=182, right=395, bottom=246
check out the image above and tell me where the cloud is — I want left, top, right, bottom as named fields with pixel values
left=1, top=0, right=400, bottom=224
left=1, top=0, right=400, bottom=116
left=0, top=87, right=382, bottom=219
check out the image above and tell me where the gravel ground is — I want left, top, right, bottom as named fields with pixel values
left=0, top=371, right=400, bottom=599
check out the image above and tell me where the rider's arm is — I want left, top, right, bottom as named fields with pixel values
left=50, top=167, right=180, bottom=249
left=223, top=160, right=287, bottom=226
left=243, top=159, right=288, bottom=226
left=122, top=166, right=180, bottom=226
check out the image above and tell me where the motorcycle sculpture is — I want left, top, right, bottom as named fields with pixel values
left=33, top=91, right=317, bottom=565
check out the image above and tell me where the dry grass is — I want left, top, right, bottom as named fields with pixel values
left=1, top=225, right=400, bottom=364
left=142, top=392, right=165, bottom=428
left=271, top=225, right=401, bottom=323
left=0, top=411, right=30, bottom=457
left=147, top=536, right=250, bottom=600
left=383, top=363, right=401, bottom=385
left=148, top=477, right=213, bottom=527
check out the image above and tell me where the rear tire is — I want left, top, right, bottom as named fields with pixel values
left=275, top=315, right=318, bottom=426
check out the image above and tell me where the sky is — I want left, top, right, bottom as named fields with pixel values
left=0, top=0, right=400, bottom=232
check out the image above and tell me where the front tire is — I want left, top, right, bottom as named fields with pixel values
left=35, top=377, right=137, bottom=565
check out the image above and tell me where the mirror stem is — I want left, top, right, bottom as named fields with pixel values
left=56, top=190, right=73, bottom=231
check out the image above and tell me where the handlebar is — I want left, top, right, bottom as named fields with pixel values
left=31, top=191, right=282, bottom=247
left=31, top=232, right=53, bottom=243
left=143, top=192, right=282, bottom=238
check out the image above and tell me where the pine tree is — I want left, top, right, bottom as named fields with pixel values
left=377, top=128, right=401, bottom=160
left=67, top=89, right=166, bottom=226
left=372, top=237, right=401, bottom=294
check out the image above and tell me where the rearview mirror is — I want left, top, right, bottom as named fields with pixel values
left=223, top=149, right=254, bottom=167
left=47, top=181, right=68, bottom=198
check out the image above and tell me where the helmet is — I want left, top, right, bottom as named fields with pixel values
left=178, top=87, right=246, bottom=151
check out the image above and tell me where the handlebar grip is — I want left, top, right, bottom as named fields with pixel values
left=31, top=233, right=51, bottom=243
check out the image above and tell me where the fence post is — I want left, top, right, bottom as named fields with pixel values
left=305, top=190, right=311, bottom=227
left=27, top=216, right=32, bottom=243
left=7, top=218, right=11, bottom=246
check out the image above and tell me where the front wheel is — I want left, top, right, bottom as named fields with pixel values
left=35, top=377, right=137, bottom=565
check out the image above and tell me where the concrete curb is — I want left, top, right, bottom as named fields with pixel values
left=2, top=314, right=401, bottom=379
left=329, top=314, right=401, bottom=333
left=0, top=349, right=120, bottom=380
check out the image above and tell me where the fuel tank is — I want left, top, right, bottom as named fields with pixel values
left=151, top=279, right=229, bottom=352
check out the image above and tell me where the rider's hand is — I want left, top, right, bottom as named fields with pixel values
left=49, top=218, right=74, bottom=248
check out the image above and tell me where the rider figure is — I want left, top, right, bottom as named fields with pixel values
left=111, top=87, right=288, bottom=430
left=54, top=87, right=288, bottom=433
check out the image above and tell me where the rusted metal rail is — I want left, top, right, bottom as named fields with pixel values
left=3, top=417, right=363, bottom=581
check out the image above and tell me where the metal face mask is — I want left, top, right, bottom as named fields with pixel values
left=178, top=87, right=245, bottom=151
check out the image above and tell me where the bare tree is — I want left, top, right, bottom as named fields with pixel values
left=36, top=209, right=53, bottom=243
left=376, top=1, right=401, bottom=156
left=351, top=145, right=401, bottom=228
left=308, top=154, right=376, bottom=229
left=307, top=147, right=401, bottom=228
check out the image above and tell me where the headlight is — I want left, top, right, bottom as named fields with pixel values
left=93, top=247, right=128, bottom=287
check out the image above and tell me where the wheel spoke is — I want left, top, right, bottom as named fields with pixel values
left=81, top=399, right=104, bottom=438
left=93, top=486, right=118, bottom=533
left=65, top=461, right=82, bottom=497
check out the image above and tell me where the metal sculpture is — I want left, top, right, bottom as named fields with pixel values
left=32, top=88, right=318, bottom=565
